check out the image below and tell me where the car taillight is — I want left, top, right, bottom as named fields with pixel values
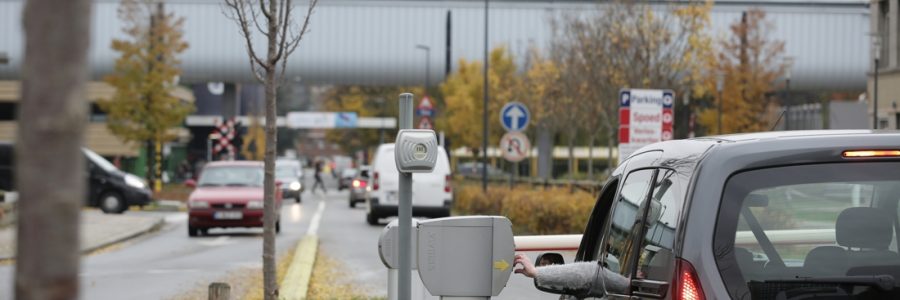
left=352, top=179, right=360, bottom=188
left=373, top=172, right=379, bottom=191
left=444, top=174, right=451, bottom=193
left=673, top=258, right=704, bottom=300
left=842, top=150, right=900, bottom=158
left=352, top=179, right=367, bottom=188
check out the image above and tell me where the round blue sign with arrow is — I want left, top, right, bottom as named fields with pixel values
left=500, top=102, right=530, bottom=132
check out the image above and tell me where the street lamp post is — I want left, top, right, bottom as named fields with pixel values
left=482, top=0, right=489, bottom=192
left=716, top=73, right=724, bottom=134
left=873, top=35, right=881, bottom=129
left=415, top=45, right=431, bottom=89
left=784, top=56, right=794, bottom=130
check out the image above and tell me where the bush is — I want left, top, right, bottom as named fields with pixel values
left=453, top=184, right=595, bottom=235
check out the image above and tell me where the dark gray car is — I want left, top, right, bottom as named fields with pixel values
left=536, top=130, right=900, bottom=299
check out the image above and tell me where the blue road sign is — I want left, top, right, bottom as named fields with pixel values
left=500, top=102, right=530, bottom=132
left=335, top=112, right=358, bottom=128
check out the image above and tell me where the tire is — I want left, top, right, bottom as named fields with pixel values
left=366, top=212, right=379, bottom=226
left=99, top=191, right=126, bottom=214
left=276, top=220, right=281, bottom=234
left=199, top=228, right=208, bottom=236
left=349, top=199, right=356, bottom=208
left=295, top=194, right=302, bottom=203
left=188, top=226, right=198, bottom=237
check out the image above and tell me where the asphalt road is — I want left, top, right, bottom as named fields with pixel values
left=0, top=176, right=321, bottom=300
left=0, top=168, right=570, bottom=299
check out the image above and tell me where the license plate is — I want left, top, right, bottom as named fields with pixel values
left=214, top=211, right=243, bottom=220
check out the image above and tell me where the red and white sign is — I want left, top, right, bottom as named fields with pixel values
left=618, top=89, right=674, bottom=164
left=416, top=96, right=435, bottom=117
left=418, top=116, right=433, bottom=129
left=499, top=131, right=531, bottom=163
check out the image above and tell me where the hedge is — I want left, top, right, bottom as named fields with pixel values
left=453, top=184, right=595, bottom=235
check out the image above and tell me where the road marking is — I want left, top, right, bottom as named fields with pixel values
left=164, top=214, right=188, bottom=223
left=289, top=203, right=303, bottom=223
left=306, top=200, right=326, bottom=236
left=198, top=236, right=234, bottom=247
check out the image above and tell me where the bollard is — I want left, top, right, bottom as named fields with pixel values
left=208, top=282, right=231, bottom=300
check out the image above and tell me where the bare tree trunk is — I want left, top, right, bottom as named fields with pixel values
left=16, top=0, right=92, bottom=299
left=262, top=1, right=279, bottom=298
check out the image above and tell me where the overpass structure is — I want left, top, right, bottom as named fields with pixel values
left=0, top=0, right=871, bottom=90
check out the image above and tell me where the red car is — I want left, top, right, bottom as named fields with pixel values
left=185, top=161, right=282, bottom=237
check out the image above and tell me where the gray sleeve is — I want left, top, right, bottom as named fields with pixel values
left=534, top=262, right=631, bottom=298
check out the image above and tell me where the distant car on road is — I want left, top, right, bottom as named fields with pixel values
left=276, top=159, right=304, bottom=203
left=185, top=161, right=282, bottom=237
left=456, top=162, right=507, bottom=178
left=366, top=143, right=452, bottom=225
left=348, top=166, right=370, bottom=208
left=0, top=141, right=152, bottom=213
left=338, top=168, right=357, bottom=191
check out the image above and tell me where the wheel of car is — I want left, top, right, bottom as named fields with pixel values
left=276, top=220, right=281, bottom=234
left=349, top=199, right=356, bottom=208
left=99, top=191, right=126, bottom=214
left=199, top=228, right=208, bottom=236
left=295, top=195, right=301, bottom=203
left=366, top=213, right=379, bottom=226
left=188, top=226, right=198, bottom=237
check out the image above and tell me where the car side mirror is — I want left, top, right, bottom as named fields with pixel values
left=184, top=179, right=196, bottom=188
left=535, top=252, right=565, bottom=267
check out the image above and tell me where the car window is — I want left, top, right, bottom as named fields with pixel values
left=599, top=169, right=656, bottom=279
left=276, top=166, right=297, bottom=178
left=634, top=169, right=682, bottom=282
left=714, top=162, right=900, bottom=299
left=199, top=166, right=264, bottom=187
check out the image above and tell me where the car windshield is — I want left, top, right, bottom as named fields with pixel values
left=342, top=169, right=357, bottom=178
left=83, top=148, right=117, bottom=172
left=275, top=166, right=297, bottom=179
left=714, top=162, right=900, bottom=299
left=198, top=166, right=264, bottom=187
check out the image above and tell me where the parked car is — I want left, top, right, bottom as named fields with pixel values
left=0, top=141, right=152, bottom=213
left=84, top=148, right=152, bottom=213
left=338, top=168, right=357, bottom=191
left=534, top=131, right=900, bottom=299
left=185, top=161, right=282, bottom=237
left=348, top=166, right=370, bottom=208
left=276, top=159, right=304, bottom=203
left=366, top=143, right=452, bottom=225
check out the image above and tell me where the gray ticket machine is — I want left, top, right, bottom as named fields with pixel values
left=416, top=216, right=515, bottom=299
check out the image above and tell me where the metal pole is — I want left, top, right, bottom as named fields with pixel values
left=207, top=138, right=212, bottom=162
left=426, top=48, right=431, bottom=89
left=482, top=0, right=489, bottom=192
left=717, top=89, right=722, bottom=134
left=397, top=93, right=414, bottom=300
left=875, top=58, right=880, bottom=129
left=785, top=78, right=791, bottom=130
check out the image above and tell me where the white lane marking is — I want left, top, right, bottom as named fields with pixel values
left=306, top=201, right=326, bottom=236
left=165, top=213, right=188, bottom=223
left=290, top=203, right=303, bottom=223
left=198, top=236, right=234, bottom=247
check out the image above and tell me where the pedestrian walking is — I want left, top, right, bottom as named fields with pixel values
left=312, top=160, right=327, bottom=194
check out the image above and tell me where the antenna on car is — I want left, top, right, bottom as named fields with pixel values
left=770, top=109, right=786, bottom=131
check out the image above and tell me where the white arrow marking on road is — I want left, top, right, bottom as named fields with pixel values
left=506, top=106, right=525, bottom=130
left=306, top=200, right=326, bottom=236
left=198, top=236, right=234, bottom=247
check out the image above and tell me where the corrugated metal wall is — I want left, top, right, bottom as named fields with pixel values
left=0, top=0, right=870, bottom=89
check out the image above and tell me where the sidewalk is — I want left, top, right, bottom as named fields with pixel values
left=0, top=209, right=164, bottom=261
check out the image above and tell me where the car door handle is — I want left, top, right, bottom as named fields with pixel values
left=630, top=279, right=669, bottom=299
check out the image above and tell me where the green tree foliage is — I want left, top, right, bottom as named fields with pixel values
left=99, top=0, right=193, bottom=147
left=322, top=86, right=421, bottom=152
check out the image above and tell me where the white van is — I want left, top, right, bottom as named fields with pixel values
left=366, top=143, right=452, bottom=225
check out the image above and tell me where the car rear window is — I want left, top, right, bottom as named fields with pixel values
left=714, top=162, right=900, bottom=299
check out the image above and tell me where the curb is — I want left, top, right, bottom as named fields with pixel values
left=82, top=216, right=165, bottom=255
left=280, top=234, right=319, bottom=300
left=0, top=215, right=165, bottom=262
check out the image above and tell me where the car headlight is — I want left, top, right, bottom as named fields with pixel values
left=189, top=200, right=209, bottom=208
left=124, top=174, right=146, bottom=189
left=289, top=181, right=301, bottom=191
left=247, top=201, right=264, bottom=209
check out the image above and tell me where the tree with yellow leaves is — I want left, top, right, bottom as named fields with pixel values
left=99, top=0, right=192, bottom=188
left=697, top=9, right=787, bottom=134
left=437, top=47, right=519, bottom=154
